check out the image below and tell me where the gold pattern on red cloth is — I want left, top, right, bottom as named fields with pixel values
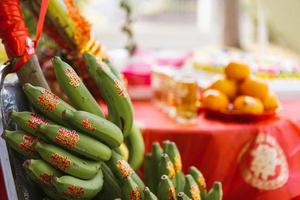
left=19, top=135, right=37, bottom=155
left=54, top=128, right=79, bottom=150
left=81, top=117, right=96, bottom=132
left=114, top=80, right=127, bottom=97
left=239, top=133, right=289, bottom=190
left=27, top=113, right=48, bottom=129
left=63, top=185, right=84, bottom=198
left=130, top=187, right=141, bottom=200
left=50, top=153, right=71, bottom=171
left=37, top=90, right=59, bottom=112
left=39, top=173, right=52, bottom=186
left=116, top=160, right=133, bottom=178
left=65, top=68, right=81, bottom=87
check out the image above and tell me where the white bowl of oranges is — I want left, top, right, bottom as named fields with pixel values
left=200, top=62, right=281, bottom=120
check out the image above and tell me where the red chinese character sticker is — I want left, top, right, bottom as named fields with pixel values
left=63, top=185, right=84, bottom=198
left=37, top=90, right=59, bottom=112
left=50, top=153, right=71, bottom=171
left=81, top=117, right=96, bottom=132
left=116, top=159, right=133, bottom=178
left=65, top=68, right=81, bottom=87
left=130, top=186, right=141, bottom=200
left=27, top=113, right=48, bottom=130
left=19, top=135, right=37, bottom=156
left=54, top=128, right=79, bottom=150
left=39, top=173, right=53, bottom=186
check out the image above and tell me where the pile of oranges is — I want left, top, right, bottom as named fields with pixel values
left=201, top=62, right=280, bottom=115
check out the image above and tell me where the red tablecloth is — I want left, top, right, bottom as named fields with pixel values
left=134, top=100, right=300, bottom=200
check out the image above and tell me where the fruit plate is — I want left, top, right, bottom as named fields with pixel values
left=198, top=106, right=280, bottom=122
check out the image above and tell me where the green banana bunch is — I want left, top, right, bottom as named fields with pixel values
left=37, top=123, right=111, bottom=161
left=207, top=182, right=223, bottom=200
left=177, top=192, right=192, bottom=200
left=127, top=122, right=145, bottom=170
left=10, top=111, right=49, bottom=137
left=184, top=175, right=201, bottom=200
left=2, top=130, right=39, bottom=158
left=144, top=187, right=158, bottom=200
left=84, top=53, right=133, bottom=137
left=52, top=56, right=105, bottom=118
left=34, top=141, right=101, bottom=179
left=23, top=83, right=75, bottom=127
left=157, top=175, right=176, bottom=200
left=97, top=162, right=121, bottom=199
left=52, top=169, right=104, bottom=200
left=158, top=153, right=176, bottom=180
left=62, top=109, right=123, bottom=148
left=121, top=176, right=142, bottom=200
left=189, top=166, right=207, bottom=199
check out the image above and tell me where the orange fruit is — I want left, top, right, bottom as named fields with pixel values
left=225, top=62, right=250, bottom=81
left=263, top=93, right=280, bottom=112
left=202, top=89, right=229, bottom=112
left=239, top=77, right=269, bottom=101
left=210, top=78, right=237, bottom=100
left=233, top=95, right=264, bottom=115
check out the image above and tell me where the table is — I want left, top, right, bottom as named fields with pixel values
left=134, top=100, right=300, bottom=200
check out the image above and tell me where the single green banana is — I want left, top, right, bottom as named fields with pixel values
left=34, top=141, right=101, bottom=179
left=158, top=153, right=176, bottom=180
left=2, top=130, right=39, bottom=158
left=107, top=151, right=145, bottom=195
left=121, top=176, right=142, bottom=200
left=162, top=140, right=171, bottom=154
left=23, top=159, right=62, bottom=186
left=157, top=175, right=176, bottom=200
left=175, top=171, right=186, bottom=193
left=165, top=142, right=182, bottom=173
left=177, top=192, right=192, bottom=200
left=127, top=123, right=145, bottom=171
left=207, top=182, right=222, bottom=200
left=84, top=53, right=133, bottom=137
left=52, top=56, right=105, bottom=118
left=144, top=187, right=158, bottom=200
left=144, top=153, right=155, bottom=193
left=23, top=83, right=75, bottom=126
left=184, top=175, right=201, bottom=200
left=53, top=169, right=104, bottom=200
left=10, top=111, right=49, bottom=137
left=62, top=109, right=123, bottom=148
left=189, top=166, right=206, bottom=191
left=23, top=159, right=63, bottom=200
left=151, top=142, right=163, bottom=194
left=37, top=123, right=111, bottom=161
left=97, top=162, right=121, bottom=199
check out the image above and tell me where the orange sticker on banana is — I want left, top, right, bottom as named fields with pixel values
left=65, top=68, right=81, bottom=87
left=19, top=135, right=37, bottom=155
left=81, top=117, right=96, bottom=131
left=54, top=128, right=79, bottom=150
left=114, top=80, right=128, bottom=97
left=39, top=173, right=53, bottom=186
left=116, top=160, right=133, bottom=177
left=50, top=153, right=71, bottom=171
left=37, top=90, right=59, bottom=112
left=130, top=186, right=141, bottom=200
left=27, top=113, right=48, bottom=130
left=63, top=185, right=84, bottom=198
